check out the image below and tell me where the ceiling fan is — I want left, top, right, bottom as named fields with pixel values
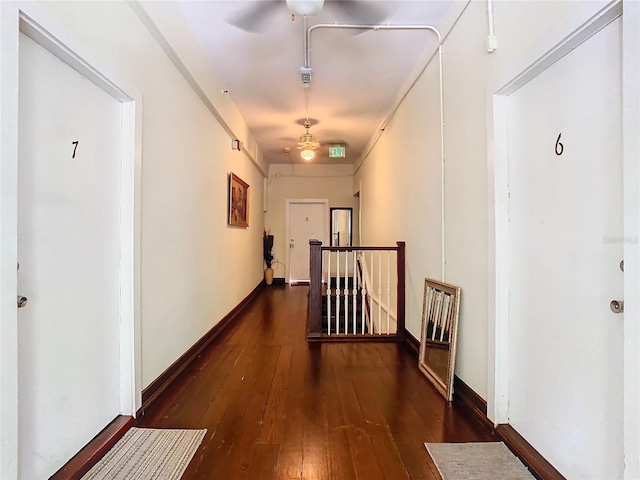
left=228, top=0, right=390, bottom=33
left=291, top=120, right=348, bottom=161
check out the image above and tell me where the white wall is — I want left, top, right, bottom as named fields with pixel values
left=38, top=1, right=266, bottom=388
left=354, top=0, right=611, bottom=402
left=266, top=164, right=358, bottom=279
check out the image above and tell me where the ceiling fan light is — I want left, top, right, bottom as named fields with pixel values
left=286, top=0, right=325, bottom=16
left=301, top=148, right=315, bottom=161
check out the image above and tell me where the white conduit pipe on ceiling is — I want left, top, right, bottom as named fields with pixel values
left=305, top=23, right=446, bottom=280
left=487, top=0, right=496, bottom=38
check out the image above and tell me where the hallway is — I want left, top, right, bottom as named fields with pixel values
left=136, top=285, right=496, bottom=479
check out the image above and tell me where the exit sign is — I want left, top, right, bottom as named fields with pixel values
left=329, top=145, right=345, bottom=158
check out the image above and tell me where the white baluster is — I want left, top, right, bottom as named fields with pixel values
left=425, top=287, right=434, bottom=339
left=431, top=289, right=438, bottom=334
left=361, top=253, right=366, bottom=335
left=441, top=294, right=450, bottom=342
left=446, top=294, right=453, bottom=339
left=352, top=250, right=357, bottom=334
left=432, top=291, right=441, bottom=341
left=370, top=251, right=375, bottom=333
left=343, top=250, right=348, bottom=333
left=327, top=250, right=331, bottom=335
left=378, top=252, right=382, bottom=335
left=336, top=249, right=340, bottom=334
left=438, top=292, right=445, bottom=339
left=387, top=250, right=391, bottom=335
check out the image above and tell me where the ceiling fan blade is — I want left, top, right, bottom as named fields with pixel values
left=328, top=0, right=392, bottom=25
left=227, top=0, right=284, bottom=33
left=319, top=139, right=349, bottom=147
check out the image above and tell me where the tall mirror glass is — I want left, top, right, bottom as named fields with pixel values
left=418, top=278, right=461, bottom=401
left=330, top=207, right=352, bottom=247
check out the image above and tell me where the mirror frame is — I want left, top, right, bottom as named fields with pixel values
left=329, top=207, right=353, bottom=247
left=418, top=278, right=461, bottom=401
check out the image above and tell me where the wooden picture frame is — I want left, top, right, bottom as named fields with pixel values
left=228, top=173, right=249, bottom=228
left=418, top=278, right=461, bottom=401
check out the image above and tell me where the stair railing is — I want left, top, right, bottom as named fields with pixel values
left=308, top=240, right=405, bottom=342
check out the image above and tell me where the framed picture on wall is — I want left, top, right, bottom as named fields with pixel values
left=228, top=172, right=249, bottom=228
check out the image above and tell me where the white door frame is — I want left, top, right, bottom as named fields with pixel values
left=0, top=3, right=142, bottom=477
left=487, top=1, right=639, bottom=476
left=285, top=199, right=329, bottom=284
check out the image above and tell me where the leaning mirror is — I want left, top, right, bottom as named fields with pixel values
left=418, top=279, right=461, bottom=401
left=330, top=207, right=352, bottom=247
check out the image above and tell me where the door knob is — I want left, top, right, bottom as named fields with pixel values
left=17, top=262, right=26, bottom=308
left=610, top=299, right=624, bottom=314
left=17, top=295, right=27, bottom=309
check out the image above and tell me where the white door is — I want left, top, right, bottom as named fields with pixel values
left=18, top=33, right=122, bottom=479
left=507, top=19, right=622, bottom=478
left=287, top=201, right=327, bottom=283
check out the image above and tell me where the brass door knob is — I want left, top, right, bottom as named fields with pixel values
left=17, top=296, right=28, bottom=309
left=610, top=300, right=624, bottom=314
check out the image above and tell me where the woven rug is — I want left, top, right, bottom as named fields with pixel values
left=425, top=442, right=535, bottom=480
left=81, top=427, right=206, bottom=480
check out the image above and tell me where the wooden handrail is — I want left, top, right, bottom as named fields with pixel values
left=322, top=246, right=400, bottom=252
left=307, top=239, right=405, bottom=341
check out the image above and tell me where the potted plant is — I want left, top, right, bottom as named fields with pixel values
left=263, top=231, right=274, bottom=285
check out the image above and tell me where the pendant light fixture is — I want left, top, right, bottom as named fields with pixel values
left=297, top=120, right=319, bottom=161
left=297, top=91, right=319, bottom=161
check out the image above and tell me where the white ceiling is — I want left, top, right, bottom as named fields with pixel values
left=176, top=0, right=455, bottom=165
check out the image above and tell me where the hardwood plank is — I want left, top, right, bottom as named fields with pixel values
left=332, top=345, right=387, bottom=480
left=190, top=345, right=282, bottom=479
left=240, top=443, right=280, bottom=480
left=257, top=345, right=293, bottom=444
left=301, top=345, right=331, bottom=480
left=274, top=337, right=306, bottom=478
left=348, top=359, right=414, bottom=479
left=139, top=344, right=242, bottom=427
left=323, top=347, right=358, bottom=480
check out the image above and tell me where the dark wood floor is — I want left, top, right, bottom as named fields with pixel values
left=136, top=285, right=496, bottom=479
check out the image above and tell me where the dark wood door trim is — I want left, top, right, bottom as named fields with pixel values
left=50, top=415, right=134, bottom=480
left=495, top=424, right=566, bottom=480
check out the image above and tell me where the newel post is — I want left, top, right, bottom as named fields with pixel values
left=396, top=241, right=406, bottom=341
left=308, top=239, right=323, bottom=340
